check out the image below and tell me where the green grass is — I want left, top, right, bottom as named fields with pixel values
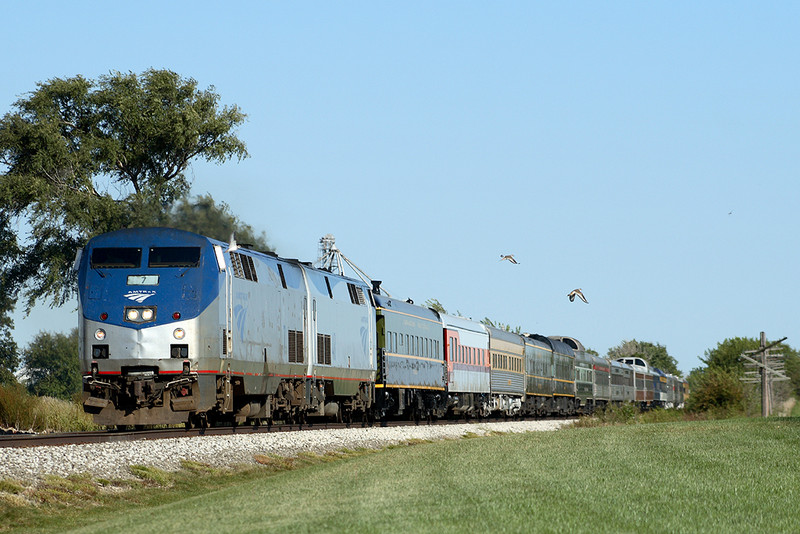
left=2, top=419, right=799, bottom=533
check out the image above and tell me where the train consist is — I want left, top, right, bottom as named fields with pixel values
left=77, top=228, right=685, bottom=428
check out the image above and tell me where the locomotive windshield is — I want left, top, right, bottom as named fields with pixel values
left=90, top=247, right=142, bottom=268
left=148, top=247, right=201, bottom=268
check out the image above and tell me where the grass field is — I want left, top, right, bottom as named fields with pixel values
left=3, top=418, right=799, bottom=533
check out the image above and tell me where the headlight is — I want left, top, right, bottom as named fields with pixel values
left=124, top=307, right=156, bottom=323
left=94, top=329, right=106, bottom=341
left=173, top=328, right=186, bottom=340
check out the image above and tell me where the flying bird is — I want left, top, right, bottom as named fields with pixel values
left=567, top=288, right=588, bottom=303
left=499, top=254, right=519, bottom=264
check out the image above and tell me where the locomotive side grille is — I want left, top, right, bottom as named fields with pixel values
left=317, top=333, right=331, bottom=365
left=230, top=252, right=258, bottom=282
left=242, top=255, right=257, bottom=281
left=230, top=253, right=244, bottom=278
left=347, top=283, right=366, bottom=305
left=288, top=330, right=304, bottom=363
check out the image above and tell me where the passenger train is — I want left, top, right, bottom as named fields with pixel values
left=77, top=228, right=685, bottom=428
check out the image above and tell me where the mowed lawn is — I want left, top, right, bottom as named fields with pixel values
left=16, top=418, right=800, bottom=534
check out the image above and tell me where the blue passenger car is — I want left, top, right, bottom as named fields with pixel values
left=373, top=294, right=446, bottom=418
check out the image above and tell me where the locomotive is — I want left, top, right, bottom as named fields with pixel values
left=77, top=228, right=685, bottom=428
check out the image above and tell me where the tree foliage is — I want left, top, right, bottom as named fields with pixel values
left=0, top=212, right=19, bottom=385
left=785, top=352, right=800, bottom=398
left=424, top=299, right=447, bottom=314
left=0, top=69, right=248, bottom=312
left=23, top=328, right=80, bottom=400
left=159, top=193, right=271, bottom=252
left=606, top=339, right=681, bottom=377
left=480, top=317, right=522, bottom=334
left=685, top=366, right=744, bottom=415
left=700, top=337, right=758, bottom=375
left=690, top=336, right=799, bottom=415
left=0, top=331, right=18, bottom=387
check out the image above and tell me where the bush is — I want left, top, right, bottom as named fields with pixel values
left=598, top=402, right=640, bottom=424
left=686, top=367, right=745, bottom=416
left=0, top=383, right=100, bottom=432
left=574, top=403, right=692, bottom=428
left=0, top=382, right=39, bottom=430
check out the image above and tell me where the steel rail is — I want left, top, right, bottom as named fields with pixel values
left=0, top=416, right=573, bottom=449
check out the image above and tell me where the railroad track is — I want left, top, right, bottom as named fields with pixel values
left=0, top=415, right=574, bottom=449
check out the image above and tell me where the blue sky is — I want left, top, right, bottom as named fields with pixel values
left=3, top=2, right=798, bottom=375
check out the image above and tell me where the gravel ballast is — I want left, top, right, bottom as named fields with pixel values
left=0, top=420, right=571, bottom=483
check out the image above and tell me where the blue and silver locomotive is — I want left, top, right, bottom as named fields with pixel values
left=78, top=227, right=375, bottom=428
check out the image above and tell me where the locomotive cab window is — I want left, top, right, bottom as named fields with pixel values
left=149, top=247, right=201, bottom=268
left=91, top=247, right=142, bottom=268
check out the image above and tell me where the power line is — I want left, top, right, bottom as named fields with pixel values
left=740, top=332, right=789, bottom=416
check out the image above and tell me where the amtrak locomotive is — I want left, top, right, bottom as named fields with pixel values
left=77, top=228, right=685, bottom=428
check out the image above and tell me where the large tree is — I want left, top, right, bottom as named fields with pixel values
left=607, top=339, right=682, bottom=377
left=697, top=337, right=799, bottom=375
left=0, top=212, right=20, bottom=385
left=23, top=328, right=80, bottom=400
left=700, top=336, right=799, bottom=402
left=160, top=193, right=271, bottom=252
left=0, top=331, right=18, bottom=387
left=688, top=336, right=799, bottom=415
left=0, top=69, right=248, bottom=313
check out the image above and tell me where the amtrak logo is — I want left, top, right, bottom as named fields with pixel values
left=124, top=291, right=156, bottom=303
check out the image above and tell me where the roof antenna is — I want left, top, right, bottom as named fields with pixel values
left=226, top=232, right=239, bottom=253
left=315, top=234, right=393, bottom=297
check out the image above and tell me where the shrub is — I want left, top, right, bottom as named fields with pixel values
left=686, top=367, right=745, bottom=415
left=0, top=383, right=100, bottom=432
left=0, top=383, right=40, bottom=430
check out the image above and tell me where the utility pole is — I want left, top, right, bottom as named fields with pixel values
left=740, top=331, right=789, bottom=417
left=761, top=332, right=770, bottom=417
